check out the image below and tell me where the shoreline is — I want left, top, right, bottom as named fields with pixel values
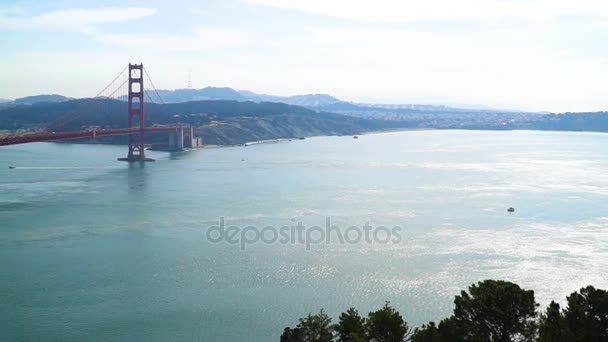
left=6, top=127, right=608, bottom=149
left=360, top=127, right=435, bottom=136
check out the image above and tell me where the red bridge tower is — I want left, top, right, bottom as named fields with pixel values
left=118, top=63, right=154, bottom=162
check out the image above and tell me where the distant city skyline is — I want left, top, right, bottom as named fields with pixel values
left=2, top=0, right=608, bottom=112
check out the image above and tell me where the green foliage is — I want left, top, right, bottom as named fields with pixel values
left=280, top=281, right=608, bottom=342
left=280, top=309, right=333, bottom=342
left=453, top=280, right=538, bottom=342
left=563, top=286, right=608, bottom=342
left=538, top=301, right=569, bottom=342
left=334, top=308, right=366, bottom=342
left=281, top=327, right=303, bottom=342
left=436, top=316, right=466, bottom=342
left=412, top=322, right=446, bottom=342
left=365, top=301, right=410, bottom=342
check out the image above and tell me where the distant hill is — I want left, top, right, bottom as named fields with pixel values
left=239, top=91, right=341, bottom=107
left=2, top=97, right=608, bottom=145
left=0, top=98, right=394, bottom=145
left=147, top=87, right=526, bottom=117
left=150, top=87, right=341, bottom=108
left=154, top=87, right=247, bottom=102
left=14, top=94, right=69, bottom=105
left=3, top=88, right=524, bottom=117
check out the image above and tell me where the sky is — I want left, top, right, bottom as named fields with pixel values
left=1, top=0, right=608, bottom=112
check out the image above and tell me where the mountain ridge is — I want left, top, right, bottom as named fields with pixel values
left=0, top=98, right=396, bottom=145
left=2, top=87, right=515, bottom=114
left=2, top=97, right=608, bottom=146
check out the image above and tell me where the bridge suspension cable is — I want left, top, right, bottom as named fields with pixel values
left=44, top=65, right=166, bottom=131
left=143, top=66, right=165, bottom=104
left=45, top=65, right=129, bottom=131
left=48, top=78, right=129, bottom=131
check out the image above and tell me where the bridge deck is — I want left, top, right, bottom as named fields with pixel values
left=0, top=127, right=178, bottom=146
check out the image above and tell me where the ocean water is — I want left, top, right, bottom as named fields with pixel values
left=1, top=130, right=607, bottom=341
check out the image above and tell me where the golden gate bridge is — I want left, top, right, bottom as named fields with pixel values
left=0, top=63, right=188, bottom=162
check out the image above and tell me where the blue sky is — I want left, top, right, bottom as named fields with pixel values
left=1, top=0, right=608, bottom=112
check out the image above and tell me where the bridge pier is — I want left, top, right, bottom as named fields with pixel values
left=117, top=155, right=155, bottom=162
left=168, top=126, right=203, bottom=151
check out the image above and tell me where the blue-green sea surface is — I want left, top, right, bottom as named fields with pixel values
left=1, top=130, right=607, bottom=341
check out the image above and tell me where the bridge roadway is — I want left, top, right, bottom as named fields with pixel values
left=0, top=127, right=178, bottom=146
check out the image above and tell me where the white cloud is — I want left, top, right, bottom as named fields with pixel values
left=0, top=7, right=157, bottom=33
left=3, top=2, right=608, bottom=111
left=244, top=0, right=608, bottom=23
left=97, top=28, right=266, bottom=51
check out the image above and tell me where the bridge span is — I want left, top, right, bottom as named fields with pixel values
left=0, top=63, right=202, bottom=161
left=0, top=127, right=178, bottom=147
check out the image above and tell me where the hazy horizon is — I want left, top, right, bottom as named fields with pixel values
left=0, top=86, right=530, bottom=112
left=2, top=0, right=608, bottom=112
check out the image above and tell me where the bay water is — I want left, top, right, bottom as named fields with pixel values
left=1, top=130, right=607, bottom=341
